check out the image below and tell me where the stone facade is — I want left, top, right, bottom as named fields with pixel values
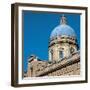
left=26, top=51, right=80, bottom=77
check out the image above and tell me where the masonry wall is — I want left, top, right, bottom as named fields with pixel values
left=47, top=62, right=80, bottom=76
left=36, top=51, right=80, bottom=77
left=26, top=51, right=80, bottom=77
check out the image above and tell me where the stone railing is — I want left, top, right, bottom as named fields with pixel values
left=49, top=38, right=76, bottom=47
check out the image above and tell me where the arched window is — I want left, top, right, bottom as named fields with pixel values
left=31, top=67, right=33, bottom=77
left=30, top=64, right=33, bottom=77
left=59, top=51, right=63, bottom=59
left=50, top=49, right=53, bottom=60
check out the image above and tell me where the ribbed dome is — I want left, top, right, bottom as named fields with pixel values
left=50, top=15, right=76, bottom=39
left=50, top=24, right=76, bottom=39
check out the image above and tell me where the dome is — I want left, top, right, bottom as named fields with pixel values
left=50, top=15, right=76, bottom=39
left=50, top=24, right=76, bottom=39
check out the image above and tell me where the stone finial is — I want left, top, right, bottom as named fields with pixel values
left=60, top=14, right=67, bottom=25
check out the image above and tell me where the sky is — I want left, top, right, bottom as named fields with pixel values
left=23, top=11, right=80, bottom=72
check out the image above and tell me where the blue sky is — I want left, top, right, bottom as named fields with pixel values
left=23, top=11, right=80, bottom=72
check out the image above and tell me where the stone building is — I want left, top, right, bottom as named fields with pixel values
left=25, top=15, right=80, bottom=77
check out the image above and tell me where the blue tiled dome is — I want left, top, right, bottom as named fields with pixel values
left=50, top=15, right=76, bottom=39
left=50, top=24, right=76, bottom=39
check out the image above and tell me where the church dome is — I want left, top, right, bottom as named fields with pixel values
left=50, top=15, right=76, bottom=39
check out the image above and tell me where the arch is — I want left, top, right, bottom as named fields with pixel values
left=59, top=50, right=64, bottom=59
